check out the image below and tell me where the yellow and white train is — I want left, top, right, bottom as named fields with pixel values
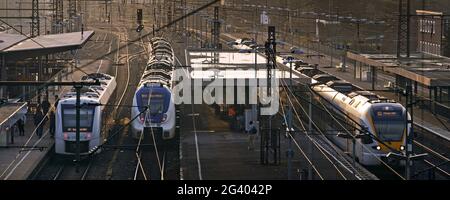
left=311, top=80, right=408, bottom=166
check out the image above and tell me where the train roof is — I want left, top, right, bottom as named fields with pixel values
left=150, top=37, right=170, bottom=43
left=348, top=91, right=377, bottom=99
left=139, top=37, right=176, bottom=89
left=151, top=40, right=171, bottom=47
left=152, top=42, right=172, bottom=48
left=147, top=59, right=173, bottom=67
left=152, top=48, right=173, bottom=55
left=63, top=73, right=115, bottom=100
left=142, top=70, right=172, bottom=81
left=312, top=73, right=339, bottom=83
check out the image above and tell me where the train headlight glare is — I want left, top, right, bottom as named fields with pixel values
left=161, top=114, right=168, bottom=123
left=400, top=145, right=405, bottom=151
left=376, top=146, right=381, bottom=150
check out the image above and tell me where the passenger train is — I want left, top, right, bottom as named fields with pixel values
left=309, top=77, right=408, bottom=166
left=232, top=37, right=408, bottom=166
left=131, top=37, right=177, bottom=141
left=55, top=73, right=117, bottom=155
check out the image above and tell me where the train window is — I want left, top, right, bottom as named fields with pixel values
left=61, top=105, right=95, bottom=132
left=349, top=99, right=355, bottom=105
left=371, top=106, right=405, bottom=141
left=138, top=91, right=169, bottom=114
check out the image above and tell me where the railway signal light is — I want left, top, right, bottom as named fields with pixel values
left=136, top=24, right=144, bottom=33
left=137, top=9, right=143, bottom=25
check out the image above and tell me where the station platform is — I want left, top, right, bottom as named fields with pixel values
left=0, top=59, right=112, bottom=180
left=179, top=103, right=361, bottom=180
left=0, top=115, right=53, bottom=180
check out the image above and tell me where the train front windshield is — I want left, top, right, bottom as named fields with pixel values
left=138, top=88, right=169, bottom=114
left=141, top=93, right=165, bottom=114
left=61, top=105, right=95, bottom=132
left=372, top=106, right=406, bottom=141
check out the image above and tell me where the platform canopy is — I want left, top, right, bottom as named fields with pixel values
left=0, top=33, right=27, bottom=52
left=0, top=31, right=94, bottom=60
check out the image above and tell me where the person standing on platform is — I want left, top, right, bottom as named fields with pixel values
left=54, top=95, right=60, bottom=110
left=17, top=118, right=25, bottom=136
left=248, top=121, right=258, bottom=151
left=228, top=106, right=236, bottom=130
left=49, top=110, right=55, bottom=138
left=9, top=125, right=15, bottom=144
left=34, top=109, right=44, bottom=138
left=41, top=97, right=51, bottom=116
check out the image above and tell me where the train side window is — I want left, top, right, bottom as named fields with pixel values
left=349, top=99, right=355, bottom=105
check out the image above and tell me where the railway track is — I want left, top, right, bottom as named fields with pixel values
left=412, top=124, right=450, bottom=179
left=33, top=155, right=94, bottom=180
left=279, top=91, right=378, bottom=180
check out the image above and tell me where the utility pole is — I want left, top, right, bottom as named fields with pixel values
left=405, top=81, right=415, bottom=179
left=56, top=0, right=63, bottom=33
left=261, top=26, right=276, bottom=165
left=31, top=0, right=40, bottom=37
left=212, top=6, right=221, bottom=49
left=75, top=84, right=82, bottom=173
left=387, top=82, right=427, bottom=179
left=397, top=0, right=411, bottom=58
left=68, top=0, right=76, bottom=32
left=69, top=0, right=76, bottom=18
left=286, top=59, right=294, bottom=180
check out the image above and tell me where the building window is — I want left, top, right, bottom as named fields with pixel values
left=419, top=19, right=423, bottom=32
left=432, top=21, right=436, bottom=34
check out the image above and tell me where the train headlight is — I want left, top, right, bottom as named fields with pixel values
left=376, top=146, right=381, bottom=150
left=161, top=114, right=168, bottom=123
left=139, top=114, right=145, bottom=123
left=400, top=145, right=405, bottom=151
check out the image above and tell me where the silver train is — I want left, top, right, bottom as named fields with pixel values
left=131, top=37, right=177, bottom=140
left=55, top=73, right=117, bottom=155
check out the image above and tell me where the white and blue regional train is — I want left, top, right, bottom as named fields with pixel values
left=55, top=73, right=116, bottom=155
left=131, top=37, right=177, bottom=141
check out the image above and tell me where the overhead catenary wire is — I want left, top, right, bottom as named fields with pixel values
left=284, top=80, right=406, bottom=180
left=262, top=46, right=404, bottom=178
left=279, top=78, right=364, bottom=179
left=1, top=0, right=220, bottom=106
left=264, top=44, right=347, bottom=179
left=279, top=96, right=342, bottom=180
left=251, top=41, right=364, bottom=179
